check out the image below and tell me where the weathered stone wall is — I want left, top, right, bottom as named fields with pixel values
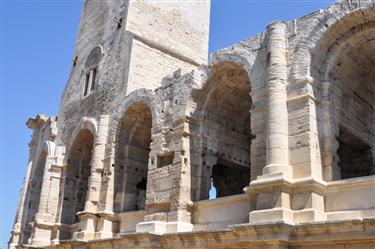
left=10, top=0, right=375, bottom=248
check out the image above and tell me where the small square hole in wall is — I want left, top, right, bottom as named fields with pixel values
left=117, top=18, right=123, bottom=29
left=73, top=56, right=78, bottom=66
left=157, top=152, right=175, bottom=168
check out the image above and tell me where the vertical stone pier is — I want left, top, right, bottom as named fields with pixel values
left=248, top=21, right=293, bottom=225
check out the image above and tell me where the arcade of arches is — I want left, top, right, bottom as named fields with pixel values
left=9, top=2, right=375, bottom=248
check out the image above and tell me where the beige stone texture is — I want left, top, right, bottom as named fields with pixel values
left=9, top=0, right=375, bottom=249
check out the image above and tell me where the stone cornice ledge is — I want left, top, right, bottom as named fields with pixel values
left=20, top=219, right=375, bottom=249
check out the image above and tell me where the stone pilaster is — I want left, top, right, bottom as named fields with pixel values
left=321, top=81, right=340, bottom=181
left=165, top=129, right=194, bottom=233
left=74, top=115, right=110, bottom=240
left=95, top=143, right=116, bottom=240
left=136, top=73, right=194, bottom=234
left=29, top=150, right=61, bottom=247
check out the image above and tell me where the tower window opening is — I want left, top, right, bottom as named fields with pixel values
left=83, top=67, right=97, bottom=97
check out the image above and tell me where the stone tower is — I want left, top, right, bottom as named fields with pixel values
left=9, top=0, right=210, bottom=247
left=10, top=0, right=375, bottom=249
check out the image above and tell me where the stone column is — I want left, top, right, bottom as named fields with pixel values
left=247, top=21, right=293, bottom=225
left=75, top=115, right=110, bottom=240
left=263, top=21, right=292, bottom=180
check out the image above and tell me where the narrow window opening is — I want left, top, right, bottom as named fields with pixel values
left=83, top=67, right=97, bottom=97
left=83, top=73, right=90, bottom=96
left=90, top=68, right=97, bottom=92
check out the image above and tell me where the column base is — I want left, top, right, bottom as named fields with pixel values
left=74, top=211, right=98, bottom=241
left=293, top=209, right=326, bottom=224
left=136, top=221, right=193, bottom=234
left=95, top=231, right=115, bottom=240
left=73, top=230, right=96, bottom=241
left=29, top=238, right=52, bottom=247
left=261, top=164, right=293, bottom=181
left=29, top=221, right=54, bottom=247
left=51, top=238, right=60, bottom=245
left=250, top=208, right=294, bottom=225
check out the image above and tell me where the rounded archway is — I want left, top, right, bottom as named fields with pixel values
left=113, top=102, right=152, bottom=212
left=197, top=62, right=252, bottom=200
left=311, top=10, right=375, bottom=180
left=21, top=150, right=47, bottom=244
left=60, top=129, right=94, bottom=239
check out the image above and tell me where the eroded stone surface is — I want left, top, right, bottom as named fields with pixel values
left=9, top=0, right=375, bottom=248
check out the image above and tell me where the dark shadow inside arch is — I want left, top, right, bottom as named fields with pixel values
left=192, top=62, right=253, bottom=201
left=59, top=129, right=93, bottom=240
left=113, top=102, right=152, bottom=212
left=337, top=126, right=373, bottom=179
left=311, top=10, right=375, bottom=181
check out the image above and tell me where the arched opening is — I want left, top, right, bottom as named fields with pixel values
left=114, top=102, right=152, bottom=212
left=83, top=45, right=103, bottom=97
left=199, top=62, right=252, bottom=200
left=312, top=11, right=375, bottom=180
left=60, top=129, right=93, bottom=239
left=21, top=150, right=47, bottom=244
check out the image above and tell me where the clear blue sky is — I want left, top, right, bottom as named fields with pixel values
left=1, top=1, right=333, bottom=248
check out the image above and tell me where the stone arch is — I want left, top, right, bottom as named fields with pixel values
left=292, top=0, right=375, bottom=81
left=59, top=128, right=94, bottom=240
left=112, top=101, right=153, bottom=212
left=300, top=4, right=375, bottom=180
left=110, top=89, right=160, bottom=142
left=191, top=60, right=253, bottom=201
left=65, top=117, right=97, bottom=165
left=42, top=140, right=56, bottom=158
left=20, top=148, right=48, bottom=244
left=85, top=45, right=104, bottom=70
left=208, top=52, right=256, bottom=89
left=312, top=19, right=375, bottom=82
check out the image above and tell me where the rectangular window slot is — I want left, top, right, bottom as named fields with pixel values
left=83, top=73, right=90, bottom=96
left=90, top=68, right=97, bottom=91
left=157, top=152, right=174, bottom=168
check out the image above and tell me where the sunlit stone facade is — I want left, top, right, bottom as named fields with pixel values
left=10, top=0, right=375, bottom=248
